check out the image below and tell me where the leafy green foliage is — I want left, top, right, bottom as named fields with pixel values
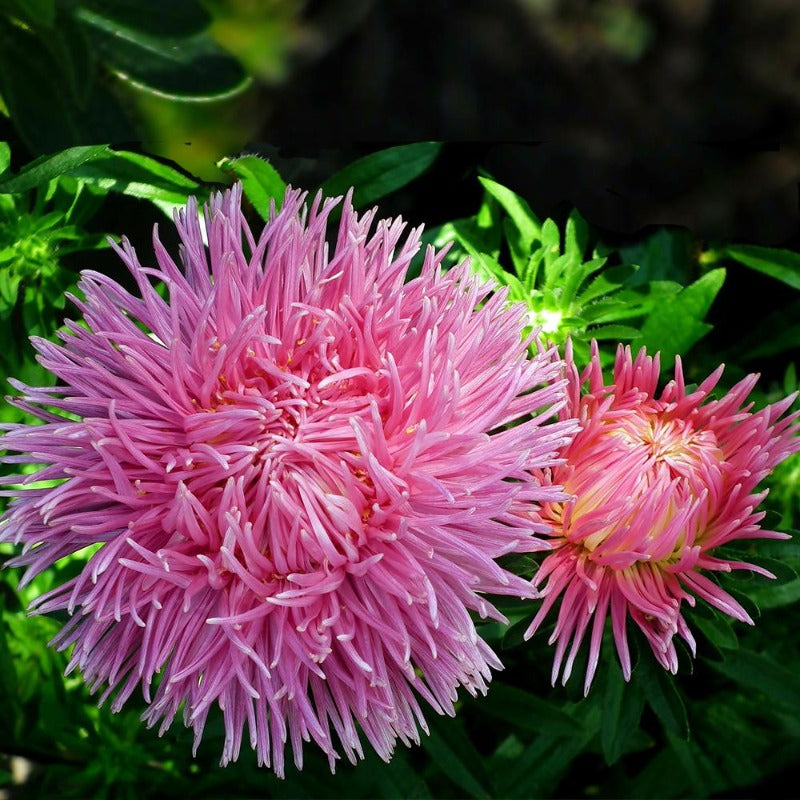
left=0, top=0, right=248, bottom=155
left=432, top=177, right=725, bottom=366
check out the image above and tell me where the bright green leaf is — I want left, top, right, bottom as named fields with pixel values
left=478, top=176, right=541, bottom=255
left=218, top=155, right=286, bottom=219
left=632, top=268, right=725, bottom=363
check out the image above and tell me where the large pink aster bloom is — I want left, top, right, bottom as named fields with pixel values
left=525, top=341, right=800, bottom=694
left=0, top=185, right=574, bottom=775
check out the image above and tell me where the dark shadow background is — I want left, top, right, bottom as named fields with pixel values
left=258, top=0, right=800, bottom=245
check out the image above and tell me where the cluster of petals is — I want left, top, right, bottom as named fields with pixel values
left=525, top=341, right=800, bottom=693
left=0, top=185, right=575, bottom=775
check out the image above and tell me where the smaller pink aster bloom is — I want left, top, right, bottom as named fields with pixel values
left=525, top=341, right=800, bottom=693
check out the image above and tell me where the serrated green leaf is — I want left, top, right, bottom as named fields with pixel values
left=601, top=664, right=645, bottom=765
left=724, top=244, right=800, bottom=291
left=218, top=155, right=286, bottom=220
left=0, top=145, right=109, bottom=194
left=577, top=262, right=634, bottom=305
left=588, top=323, right=641, bottom=340
left=320, top=143, right=442, bottom=209
left=476, top=683, right=584, bottom=737
left=0, top=141, right=9, bottom=174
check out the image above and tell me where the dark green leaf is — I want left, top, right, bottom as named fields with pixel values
left=320, top=143, right=442, bottom=209
left=0, top=145, right=109, bottom=194
left=75, top=7, right=250, bottom=100
left=692, top=612, right=739, bottom=653
left=601, top=663, right=645, bottom=764
left=710, top=649, right=800, bottom=709
left=0, top=0, right=56, bottom=26
left=422, top=717, right=492, bottom=799
left=76, top=0, right=212, bottom=37
left=666, top=731, right=725, bottom=797
left=476, top=683, right=584, bottom=737
left=218, top=155, right=286, bottom=219
left=617, top=228, right=695, bottom=287
left=724, top=244, right=800, bottom=291
left=635, top=656, right=689, bottom=739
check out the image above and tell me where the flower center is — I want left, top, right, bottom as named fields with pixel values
left=545, top=406, right=723, bottom=567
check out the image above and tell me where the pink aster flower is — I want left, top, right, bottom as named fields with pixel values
left=525, top=341, right=800, bottom=694
left=0, top=185, right=574, bottom=775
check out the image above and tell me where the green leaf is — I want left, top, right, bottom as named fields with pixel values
left=711, top=649, right=800, bottom=708
left=635, top=656, right=689, bottom=739
left=577, top=263, right=635, bottom=305
left=0, top=0, right=56, bottom=26
left=564, top=208, right=589, bottom=261
left=692, top=612, right=739, bottom=653
left=588, top=323, right=641, bottom=340
left=0, top=141, right=9, bottom=175
left=0, top=145, right=109, bottom=194
left=478, top=176, right=541, bottom=256
left=218, top=155, right=286, bottom=220
left=616, top=228, right=694, bottom=287
left=601, top=662, right=646, bottom=764
left=476, top=683, right=585, bottom=737
left=69, top=150, right=202, bottom=209
left=724, top=244, right=800, bottom=291
left=320, top=143, right=442, bottom=209
left=76, top=0, right=212, bottom=37
left=632, top=268, right=725, bottom=363
left=0, top=18, right=131, bottom=154
left=75, top=7, right=250, bottom=100
left=423, top=717, right=492, bottom=799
